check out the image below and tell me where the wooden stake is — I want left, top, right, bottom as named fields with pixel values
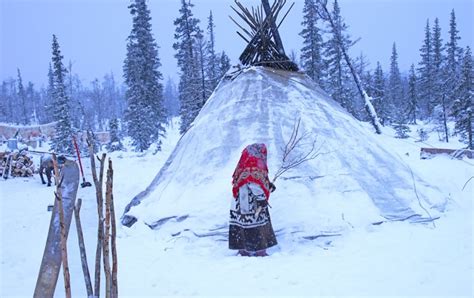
left=74, top=198, right=93, bottom=297
left=110, top=165, right=118, bottom=297
left=103, top=159, right=113, bottom=298
left=87, top=131, right=107, bottom=297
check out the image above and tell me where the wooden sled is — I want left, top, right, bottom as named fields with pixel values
left=33, top=159, right=80, bottom=297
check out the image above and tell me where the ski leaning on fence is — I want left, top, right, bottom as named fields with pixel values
left=34, top=158, right=80, bottom=298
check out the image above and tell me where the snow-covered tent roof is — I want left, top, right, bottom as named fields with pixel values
left=121, top=67, right=446, bottom=237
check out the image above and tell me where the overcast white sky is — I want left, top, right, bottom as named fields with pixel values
left=1, top=0, right=473, bottom=88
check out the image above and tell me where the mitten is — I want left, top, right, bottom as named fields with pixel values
left=269, top=182, right=276, bottom=193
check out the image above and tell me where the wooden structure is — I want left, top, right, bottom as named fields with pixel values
left=230, top=0, right=298, bottom=71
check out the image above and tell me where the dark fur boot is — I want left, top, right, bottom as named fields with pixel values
left=238, top=249, right=251, bottom=256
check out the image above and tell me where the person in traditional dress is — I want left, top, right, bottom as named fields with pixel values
left=229, top=143, right=277, bottom=256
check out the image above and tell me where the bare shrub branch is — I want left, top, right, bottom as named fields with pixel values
left=273, top=118, right=321, bottom=183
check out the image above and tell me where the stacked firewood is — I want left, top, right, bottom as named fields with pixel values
left=0, top=151, right=35, bottom=178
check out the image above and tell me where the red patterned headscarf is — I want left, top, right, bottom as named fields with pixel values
left=232, top=143, right=271, bottom=200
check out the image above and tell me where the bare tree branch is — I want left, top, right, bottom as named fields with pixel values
left=273, top=118, right=321, bottom=183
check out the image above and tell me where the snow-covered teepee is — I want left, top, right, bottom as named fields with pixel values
left=121, top=66, right=446, bottom=234
left=121, top=0, right=446, bottom=239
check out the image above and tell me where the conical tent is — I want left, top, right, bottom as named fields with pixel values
left=121, top=67, right=445, bottom=237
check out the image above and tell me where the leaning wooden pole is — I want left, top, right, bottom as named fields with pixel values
left=103, top=159, right=113, bottom=298
left=261, top=0, right=285, bottom=55
left=110, top=176, right=118, bottom=296
left=74, top=198, right=93, bottom=297
left=34, top=156, right=80, bottom=298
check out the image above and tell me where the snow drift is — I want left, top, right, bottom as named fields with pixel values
left=121, top=67, right=446, bottom=237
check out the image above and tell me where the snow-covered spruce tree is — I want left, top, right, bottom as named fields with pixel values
left=372, top=62, right=388, bottom=125
left=123, top=0, right=166, bottom=152
left=388, top=43, right=403, bottom=123
left=417, top=19, right=434, bottom=118
left=26, top=82, right=40, bottom=124
left=393, top=111, right=411, bottom=139
left=432, top=18, right=449, bottom=142
left=50, top=35, right=75, bottom=155
left=174, top=0, right=203, bottom=134
left=445, top=9, right=463, bottom=111
left=432, top=18, right=444, bottom=83
left=205, top=11, right=220, bottom=94
left=406, top=64, right=418, bottom=124
left=452, top=47, right=473, bottom=149
left=316, top=0, right=382, bottom=134
left=299, top=0, right=324, bottom=86
left=195, top=28, right=208, bottom=104
left=16, top=69, right=29, bottom=124
left=322, top=0, right=355, bottom=114
left=106, top=117, right=124, bottom=152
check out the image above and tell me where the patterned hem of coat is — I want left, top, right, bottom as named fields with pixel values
left=229, top=204, right=277, bottom=252
left=228, top=221, right=277, bottom=252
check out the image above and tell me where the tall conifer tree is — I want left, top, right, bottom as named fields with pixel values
left=388, top=43, right=403, bottom=121
left=372, top=62, right=388, bottom=125
left=300, top=0, right=324, bottom=86
left=452, top=47, right=473, bottom=149
left=16, top=69, right=29, bottom=124
left=418, top=20, right=434, bottom=118
left=445, top=9, right=463, bottom=109
left=323, top=0, right=354, bottom=114
left=174, top=0, right=203, bottom=134
left=205, top=11, right=220, bottom=93
left=431, top=18, right=450, bottom=142
left=50, top=34, right=75, bottom=154
left=406, top=64, right=418, bottom=124
left=195, top=28, right=208, bottom=103
left=124, top=0, right=166, bottom=152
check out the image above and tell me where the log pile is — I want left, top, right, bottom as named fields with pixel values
left=420, top=147, right=474, bottom=159
left=230, top=0, right=298, bottom=71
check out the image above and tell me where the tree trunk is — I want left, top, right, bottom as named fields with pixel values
left=441, top=94, right=449, bottom=143
left=319, top=2, right=382, bottom=134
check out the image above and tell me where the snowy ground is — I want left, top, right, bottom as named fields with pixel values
left=0, top=120, right=473, bottom=297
